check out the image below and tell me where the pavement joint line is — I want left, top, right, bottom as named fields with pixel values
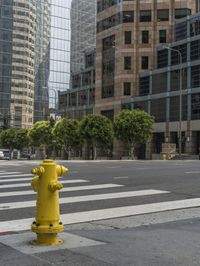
left=0, top=189, right=169, bottom=210
left=0, top=183, right=123, bottom=197
left=2, top=197, right=200, bottom=233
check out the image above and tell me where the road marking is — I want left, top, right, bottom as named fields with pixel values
left=0, top=190, right=169, bottom=210
left=0, top=174, right=33, bottom=178
left=0, top=172, right=21, bottom=175
left=2, top=197, right=200, bottom=233
left=0, top=184, right=123, bottom=197
left=107, top=166, right=121, bottom=169
left=0, top=179, right=88, bottom=189
left=0, top=176, right=63, bottom=182
left=185, top=171, right=200, bottom=174
left=113, top=176, right=129, bottom=179
left=0, top=177, right=36, bottom=183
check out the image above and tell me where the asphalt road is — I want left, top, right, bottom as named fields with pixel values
left=1, top=159, right=200, bottom=266
left=1, top=160, right=200, bottom=223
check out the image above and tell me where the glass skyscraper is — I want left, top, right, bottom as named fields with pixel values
left=0, top=0, right=51, bottom=127
left=70, top=0, right=96, bottom=75
left=48, top=0, right=71, bottom=107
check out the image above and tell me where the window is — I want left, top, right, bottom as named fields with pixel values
left=151, top=98, right=166, bottom=122
left=159, top=30, right=167, bottom=43
left=124, top=31, right=132, bottom=44
left=123, top=11, right=134, bottom=23
left=102, top=85, right=114, bottom=98
left=175, top=9, right=191, bottom=19
left=139, top=76, right=150, bottom=96
left=191, top=40, right=200, bottom=61
left=140, top=10, right=151, bottom=22
left=141, top=56, right=148, bottom=69
left=101, top=109, right=114, bottom=121
left=123, top=82, right=131, bottom=96
left=152, top=73, right=167, bottom=94
left=192, top=93, right=200, bottom=120
left=157, top=49, right=168, bottom=68
left=142, top=31, right=149, bottom=44
left=124, top=56, right=131, bottom=70
left=157, top=9, right=169, bottom=21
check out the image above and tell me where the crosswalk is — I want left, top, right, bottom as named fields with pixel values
left=0, top=169, right=200, bottom=234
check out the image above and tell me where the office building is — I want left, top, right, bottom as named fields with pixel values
left=0, top=0, right=51, bottom=128
left=123, top=12, right=200, bottom=158
left=48, top=0, right=71, bottom=110
left=59, top=49, right=95, bottom=119
left=95, top=0, right=197, bottom=119
left=70, top=0, right=96, bottom=74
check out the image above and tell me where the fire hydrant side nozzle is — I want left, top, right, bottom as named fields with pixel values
left=31, top=159, right=68, bottom=246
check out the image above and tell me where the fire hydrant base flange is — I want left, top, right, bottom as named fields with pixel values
left=31, top=233, right=63, bottom=246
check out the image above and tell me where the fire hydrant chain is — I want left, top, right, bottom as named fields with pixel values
left=31, top=159, right=68, bottom=246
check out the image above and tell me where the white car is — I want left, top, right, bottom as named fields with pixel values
left=0, top=151, right=4, bottom=159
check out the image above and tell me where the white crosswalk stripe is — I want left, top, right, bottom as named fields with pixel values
left=0, top=189, right=169, bottom=210
left=0, top=172, right=21, bottom=175
left=0, top=169, right=200, bottom=234
left=0, top=179, right=88, bottom=189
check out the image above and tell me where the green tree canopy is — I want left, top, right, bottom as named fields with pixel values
left=0, top=128, right=16, bottom=150
left=13, top=128, right=30, bottom=150
left=0, top=128, right=29, bottom=151
left=53, top=118, right=82, bottom=159
left=114, top=110, right=154, bottom=158
left=28, top=121, right=53, bottom=148
left=80, top=114, right=114, bottom=159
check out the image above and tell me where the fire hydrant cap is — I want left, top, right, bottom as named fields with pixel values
left=43, top=159, right=54, bottom=164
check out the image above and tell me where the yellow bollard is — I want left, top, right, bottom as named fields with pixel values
left=162, top=154, right=167, bottom=160
left=31, top=159, right=68, bottom=245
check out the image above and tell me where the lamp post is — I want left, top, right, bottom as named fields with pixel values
left=164, top=46, right=183, bottom=159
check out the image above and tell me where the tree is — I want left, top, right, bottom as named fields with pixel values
left=0, top=128, right=30, bottom=151
left=114, top=110, right=154, bottom=159
left=14, top=128, right=30, bottom=151
left=28, top=121, right=53, bottom=157
left=53, top=118, right=82, bottom=159
left=0, top=128, right=16, bottom=150
left=80, top=114, right=114, bottom=160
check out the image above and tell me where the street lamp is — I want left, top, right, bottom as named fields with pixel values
left=164, top=46, right=183, bottom=159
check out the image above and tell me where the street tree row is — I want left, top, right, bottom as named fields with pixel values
left=0, top=110, right=154, bottom=159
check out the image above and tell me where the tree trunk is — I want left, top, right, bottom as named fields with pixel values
left=130, top=145, right=135, bottom=160
left=93, top=145, right=97, bottom=160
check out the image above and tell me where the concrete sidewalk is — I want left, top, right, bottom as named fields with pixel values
left=1, top=215, right=200, bottom=266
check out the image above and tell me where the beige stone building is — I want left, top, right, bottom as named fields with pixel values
left=95, top=0, right=197, bottom=119
left=0, top=0, right=51, bottom=128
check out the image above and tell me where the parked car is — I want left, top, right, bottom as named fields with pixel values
left=0, top=151, right=4, bottom=159
left=20, top=153, right=35, bottom=160
left=0, top=149, right=10, bottom=160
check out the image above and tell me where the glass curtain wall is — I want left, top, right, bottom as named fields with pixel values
left=70, top=0, right=96, bottom=76
left=48, top=0, right=71, bottom=108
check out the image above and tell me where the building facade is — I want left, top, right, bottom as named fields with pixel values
left=58, top=0, right=96, bottom=119
left=59, top=49, right=95, bottom=119
left=0, top=0, right=51, bottom=128
left=95, top=0, right=197, bottom=120
left=123, top=12, right=200, bottom=157
left=48, top=0, right=71, bottom=110
left=70, top=0, right=96, bottom=75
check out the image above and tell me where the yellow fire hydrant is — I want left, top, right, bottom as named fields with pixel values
left=31, top=159, right=68, bottom=245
